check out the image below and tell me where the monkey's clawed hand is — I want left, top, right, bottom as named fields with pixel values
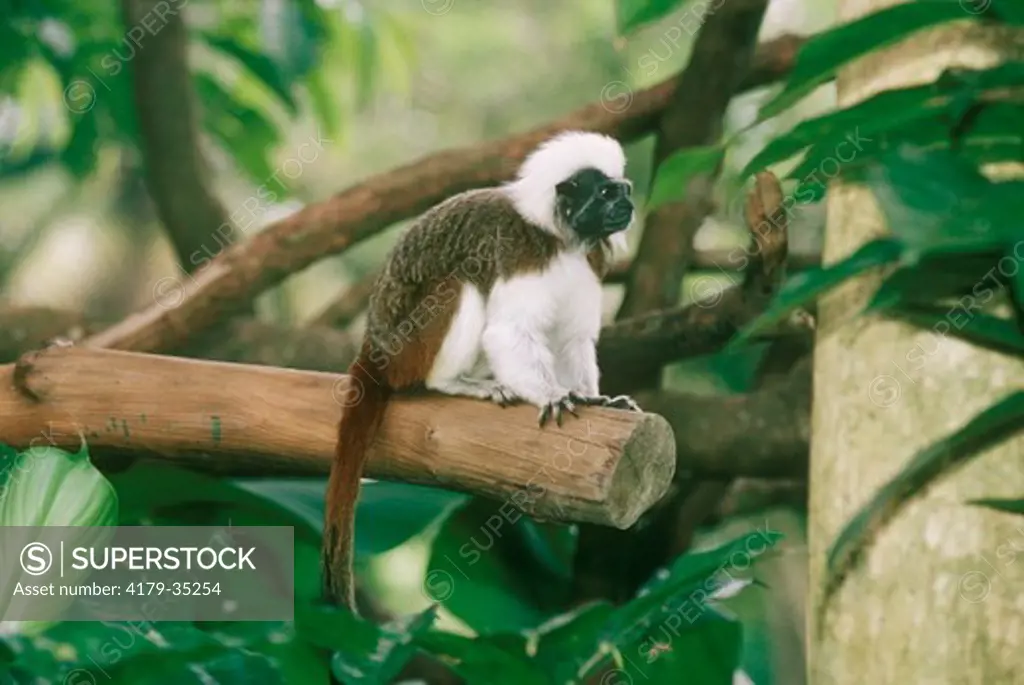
left=538, top=395, right=579, bottom=427
left=536, top=392, right=642, bottom=427
left=569, top=392, right=642, bottom=413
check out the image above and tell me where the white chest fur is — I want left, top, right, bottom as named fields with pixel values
left=426, top=249, right=604, bottom=399
left=487, top=250, right=603, bottom=346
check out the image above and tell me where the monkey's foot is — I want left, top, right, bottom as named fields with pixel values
left=538, top=394, right=579, bottom=428
left=568, top=393, right=642, bottom=413
left=488, top=384, right=520, bottom=407
left=429, top=377, right=519, bottom=406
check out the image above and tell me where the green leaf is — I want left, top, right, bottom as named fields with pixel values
left=731, top=238, right=905, bottom=346
left=350, top=481, right=468, bottom=557
left=866, top=147, right=1023, bottom=258
left=108, top=463, right=320, bottom=541
left=784, top=102, right=1024, bottom=202
left=863, top=248, right=1005, bottom=310
left=0, top=442, right=118, bottom=528
left=414, top=630, right=551, bottom=685
left=304, top=66, right=341, bottom=140
left=647, top=144, right=724, bottom=212
left=761, top=1, right=980, bottom=118
left=198, top=32, right=298, bottom=114
left=744, top=83, right=931, bottom=178
left=529, top=601, right=616, bottom=683
left=59, top=107, right=99, bottom=178
left=515, top=519, right=576, bottom=583
left=878, top=304, right=1024, bottom=358
left=824, top=391, right=1024, bottom=609
left=296, top=604, right=437, bottom=684
left=354, top=22, right=378, bottom=108
left=747, top=62, right=1024, bottom=178
left=969, top=498, right=1024, bottom=516
left=622, top=615, right=742, bottom=685
left=1014, top=255, right=1024, bottom=325
left=192, top=71, right=284, bottom=194
left=605, top=528, right=781, bottom=646
left=424, top=498, right=556, bottom=634
left=616, top=0, right=689, bottom=33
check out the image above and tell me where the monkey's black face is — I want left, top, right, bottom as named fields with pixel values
left=555, top=168, right=634, bottom=242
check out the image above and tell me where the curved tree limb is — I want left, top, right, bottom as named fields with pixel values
left=616, top=0, right=769, bottom=322
left=122, top=0, right=235, bottom=271
left=81, top=34, right=804, bottom=353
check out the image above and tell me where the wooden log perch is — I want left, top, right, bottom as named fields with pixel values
left=0, top=347, right=676, bottom=529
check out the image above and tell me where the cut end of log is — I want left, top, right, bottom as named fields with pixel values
left=604, top=411, right=677, bottom=529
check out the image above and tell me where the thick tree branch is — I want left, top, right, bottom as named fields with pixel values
left=635, top=357, right=811, bottom=480
left=122, top=0, right=235, bottom=271
left=617, top=0, right=769, bottom=322
left=81, top=34, right=804, bottom=353
left=312, top=246, right=822, bottom=327
left=0, top=347, right=675, bottom=529
left=603, top=248, right=819, bottom=284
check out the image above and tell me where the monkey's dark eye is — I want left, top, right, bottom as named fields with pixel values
left=600, top=185, right=615, bottom=199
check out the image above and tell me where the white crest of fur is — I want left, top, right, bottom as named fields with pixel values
left=504, top=130, right=633, bottom=254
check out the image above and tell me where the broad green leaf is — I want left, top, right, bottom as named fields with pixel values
left=744, top=83, right=931, bottom=178
left=529, top=601, right=616, bottom=683
left=304, top=66, right=341, bottom=140
left=113, top=462, right=462, bottom=559
left=747, top=62, right=1024, bottom=178
left=647, top=144, right=724, bottom=212
left=516, top=519, right=576, bottom=583
left=864, top=249, right=1005, bottom=311
left=192, top=71, right=284, bottom=194
left=108, top=643, right=284, bottom=685
left=0, top=442, right=117, bottom=528
left=108, top=463, right=321, bottom=541
left=784, top=102, right=1024, bottom=201
left=262, top=0, right=324, bottom=79
left=867, top=147, right=1023, bottom=258
left=13, top=619, right=281, bottom=684
left=969, top=498, right=1024, bottom=516
left=198, top=32, right=298, bottom=114
left=296, top=604, right=437, bottom=684
left=349, top=482, right=468, bottom=557
left=824, top=391, right=1024, bottom=609
left=761, top=2, right=982, bottom=118
left=414, top=630, right=551, bottom=685
left=731, top=239, right=905, bottom=346
left=1014, top=257, right=1024, bottom=325
left=616, top=614, right=742, bottom=685
left=617, top=0, right=689, bottom=33
left=878, top=304, right=1024, bottom=358
left=424, top=498, right=556, bottom=634
left=59, top=107, right=99, bottom=178
left=605, top=528, right=781, bottom=645
left=354, top=22, right=378, bottom=109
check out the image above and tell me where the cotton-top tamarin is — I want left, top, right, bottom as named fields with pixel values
left=323, top=130, right=641, bottom=612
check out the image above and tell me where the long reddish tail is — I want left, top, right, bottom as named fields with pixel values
left=322, top=350, right=391, bottom=613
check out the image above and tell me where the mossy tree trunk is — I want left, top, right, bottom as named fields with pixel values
left=808, top=1, right=1024, bottom=683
